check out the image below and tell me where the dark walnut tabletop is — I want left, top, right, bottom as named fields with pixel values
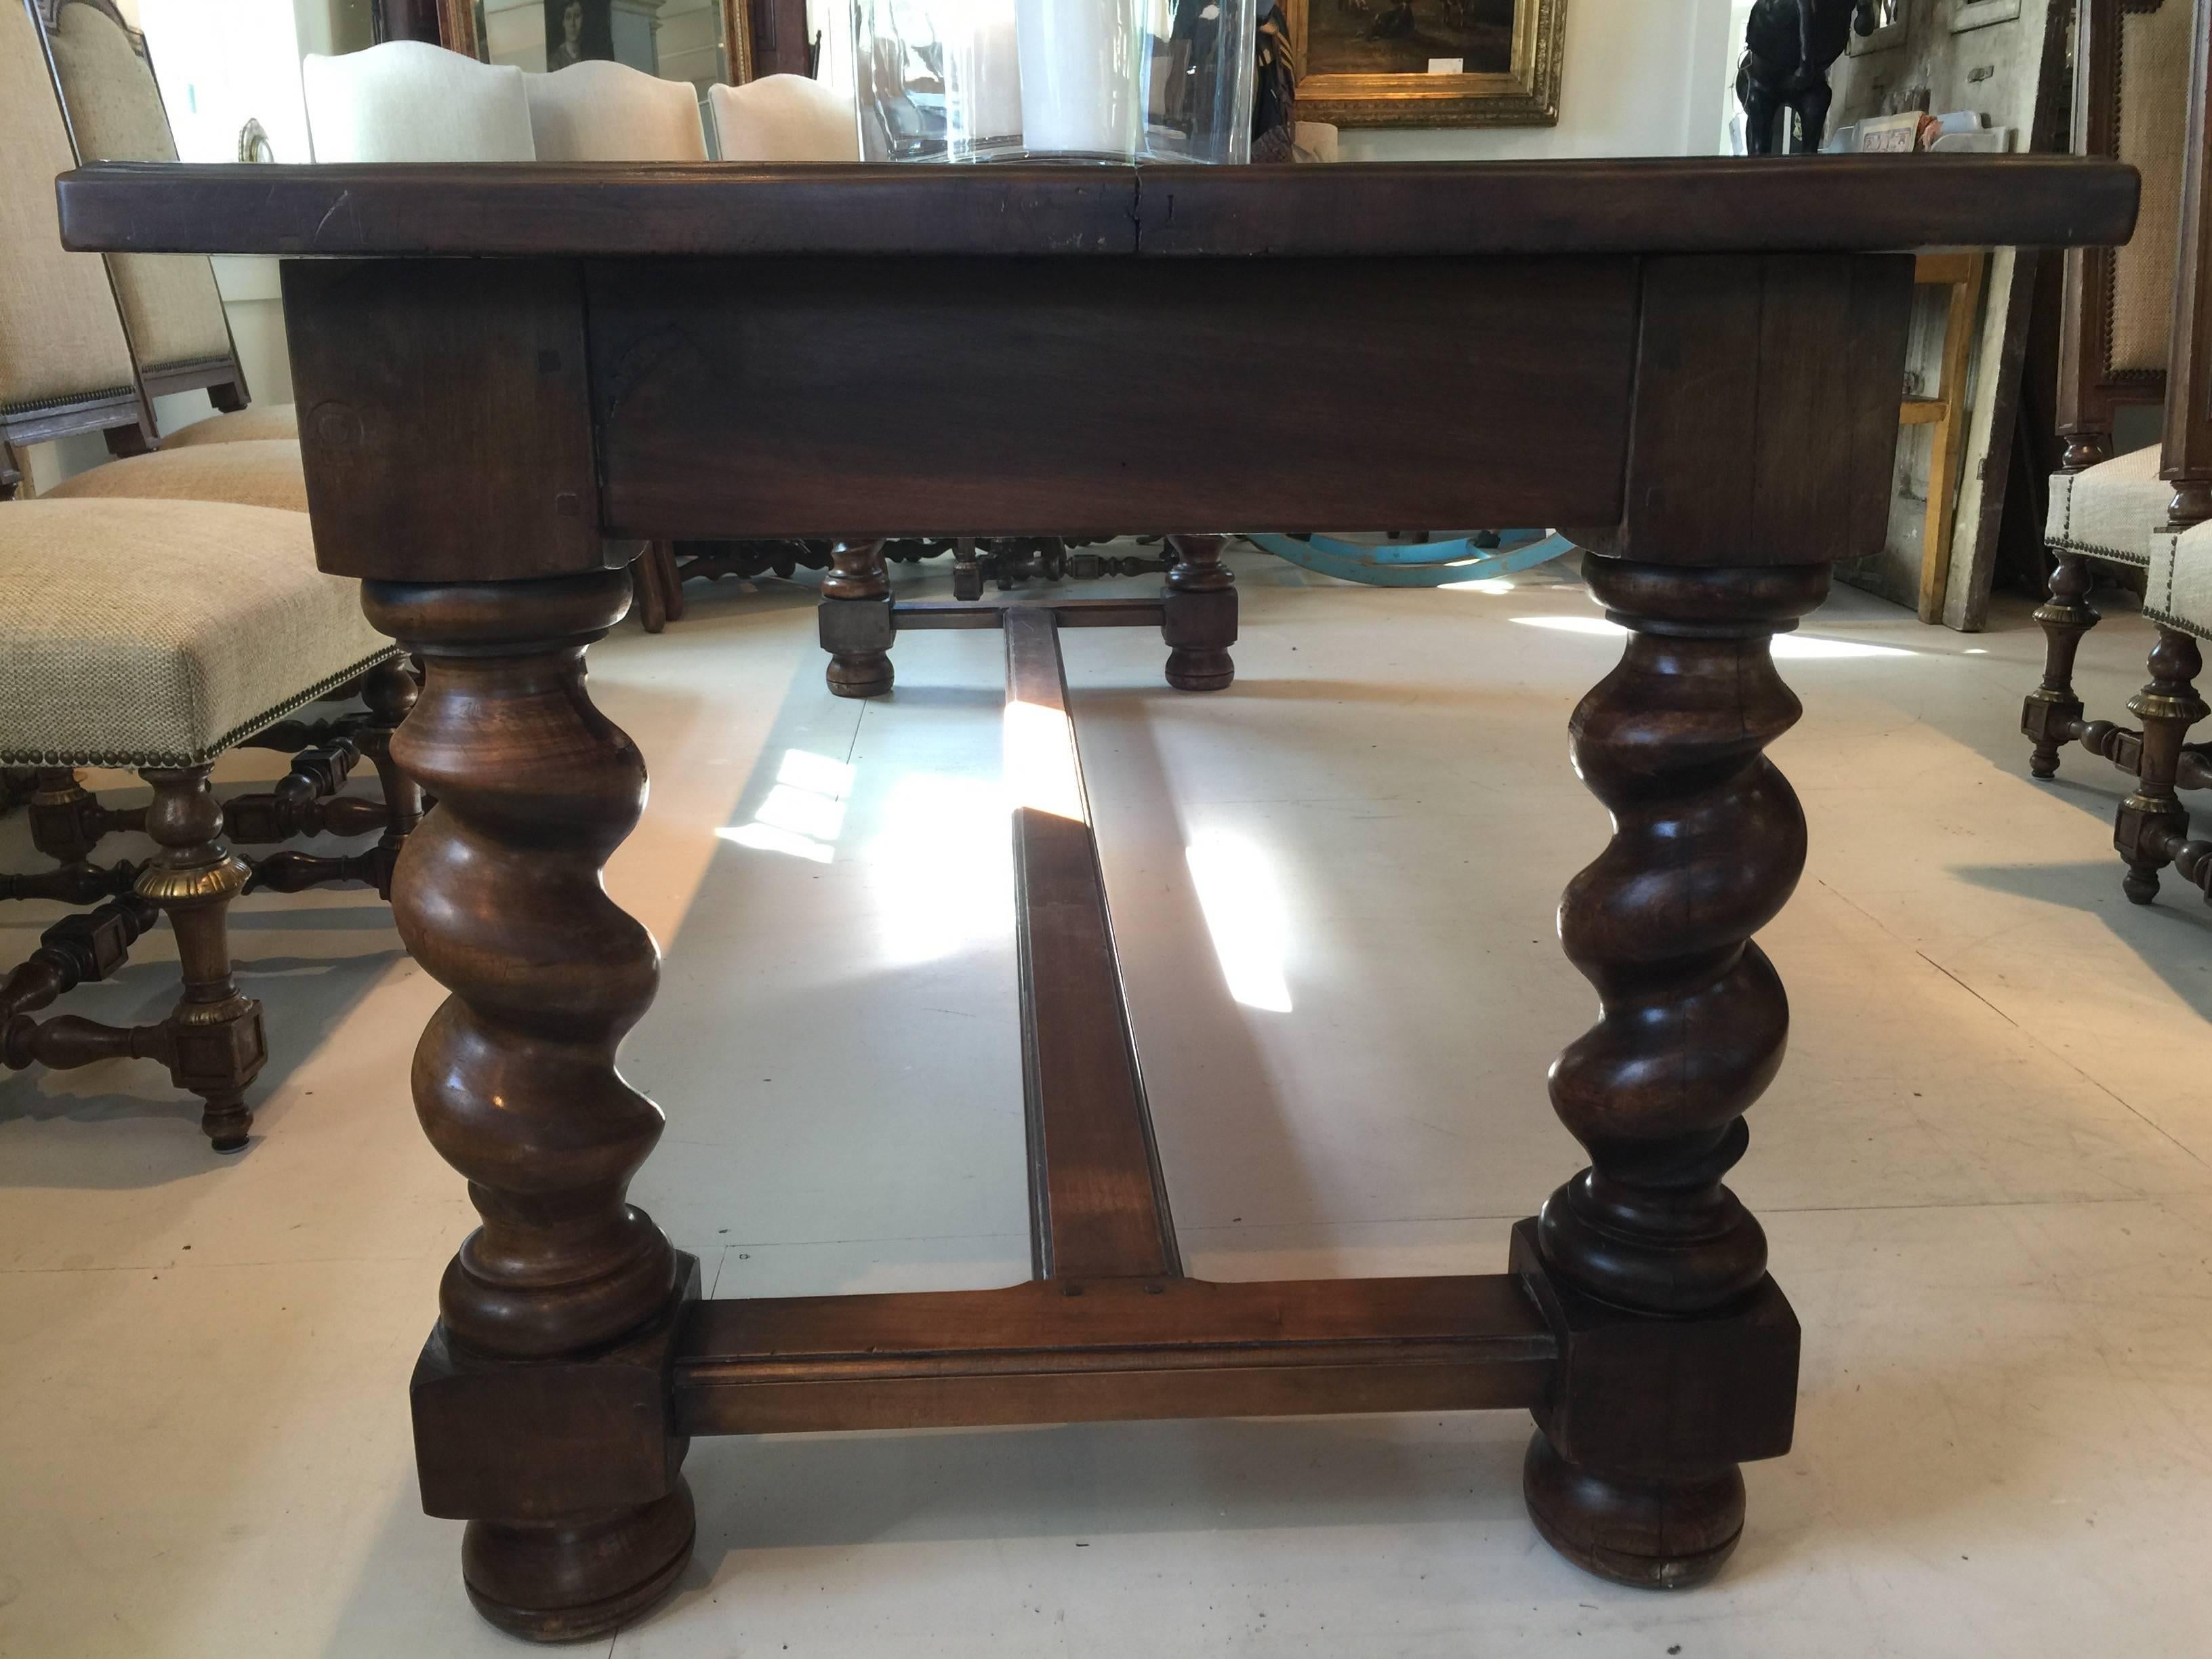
left=56, top=156, right=2137, bottom=260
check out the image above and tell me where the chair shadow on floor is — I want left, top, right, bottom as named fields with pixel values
left=1950, top=858, right=2212, bottom=1020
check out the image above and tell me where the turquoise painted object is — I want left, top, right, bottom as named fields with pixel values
left=1244, top=529, right=1579, bottom=588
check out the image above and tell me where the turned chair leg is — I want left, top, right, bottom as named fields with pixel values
left=1163, top=534, right=1237, bottom=691
left=354, top=657, right=424, bottom=899
left=140, top=766, right=266, bottom=1151
left=820, top=537, right=895, bottom=698
left=632, top=544, right=670, bottom=634
left=2115, top=627, right=2209, bottom=905
left=5, top=766, right=268, bottom=1150
left=2023, top=552, right=2100, bottom=779
left=28, top=767, right=143, bottom=865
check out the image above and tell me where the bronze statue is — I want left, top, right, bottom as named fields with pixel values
left=1737, top=0, right=1880, bottom=155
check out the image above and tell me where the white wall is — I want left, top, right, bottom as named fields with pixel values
left=1340, top=0, right=1739, bottom=161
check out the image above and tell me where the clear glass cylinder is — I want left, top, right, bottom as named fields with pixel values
left=852, top=0, right=1255, bottom=164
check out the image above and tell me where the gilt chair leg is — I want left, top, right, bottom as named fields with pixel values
left=2115, top=629, right=2210, bottom=905
left=138, top=766, right=266, bottom=1151
left=2023, top=552, right=2100, bottom=780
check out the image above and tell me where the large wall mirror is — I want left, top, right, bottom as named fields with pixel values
left=432, top=0, right=776, bottom=88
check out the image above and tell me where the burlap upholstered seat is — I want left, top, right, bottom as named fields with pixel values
left=2043, top=444, right=2170, bottom=568
left=0, top=498, right=395, bottom=769
left=2146, top=518, right=2212, bottom=638
left=41, top=438, right=309, bottom=514
left=162, top=404, right=300, bottom=447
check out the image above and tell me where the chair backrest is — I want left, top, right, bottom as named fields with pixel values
left=0, top=0, right=148, bottom=450
left=525, top=59, right=706, bottom=161
left=37, top=0, right=244, bottom=405
left=302, top=39, right=534, bottom=163
left=707, top=74, right=859, bottom=163
left=2058, top=0, right=2198, bottom=467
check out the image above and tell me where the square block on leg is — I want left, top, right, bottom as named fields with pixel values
left=1509, top=1218, right=1798, bottom=1480
left=413, top=1253, right=701, bottom=1523
left=819, top=595, right=895, bottom=655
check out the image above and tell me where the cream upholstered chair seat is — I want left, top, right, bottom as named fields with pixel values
left=526, top=59, right=705, bottom=161
left=302, top=39, right=533, bottom=163
left=2044, top=444, right=2171, bottom=568
left=2147, top=518, right=2212, bottom=639
left=708, top=75, right=859, bottom=162
left=41, top=438, right=308, bottom=514
left=0, top=498, right=393, bottom=769
left=162, top=404, right=300, bottom=447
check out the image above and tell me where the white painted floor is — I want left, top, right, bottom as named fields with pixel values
left=4, top=549, right=2211, bottom=1659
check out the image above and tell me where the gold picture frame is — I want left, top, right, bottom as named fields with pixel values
left=1286, top=0, right=1565, bottom=128
left=435, top=0, right=758, bottom=83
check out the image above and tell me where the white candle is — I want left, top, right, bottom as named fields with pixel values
left=1015, top=0, right=1143, bottom=156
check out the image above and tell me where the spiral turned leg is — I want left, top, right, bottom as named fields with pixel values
left=1519, top=558, right=1822, bottom=1590
left=361, top=572, right=695, bottom=1643
left=2022, top=553, right=2100, bottom=780
left=1162, top=534, right=1237, bottom=691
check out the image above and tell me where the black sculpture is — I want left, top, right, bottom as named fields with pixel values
left=1737, top=0, right=1880, bottom=155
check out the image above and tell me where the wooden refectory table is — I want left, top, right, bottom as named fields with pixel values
left=58, top=157, right=2135, bottom=1640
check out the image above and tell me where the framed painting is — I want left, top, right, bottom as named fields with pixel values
left=1285, top=0, right=1566, bottom=127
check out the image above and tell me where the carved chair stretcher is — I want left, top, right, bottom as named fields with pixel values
left=55, top=155, right=2138, bottom=1639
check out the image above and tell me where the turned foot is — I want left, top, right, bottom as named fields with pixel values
left=462, top=1481, right=695, bottom=1643
left=1523, top=1433, right=1744, bottom=1591
left=1163, top=534, right=1237, bottom=691
left=820, top=538, right=894, bottom=698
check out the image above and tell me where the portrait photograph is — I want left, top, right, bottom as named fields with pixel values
left=545, top=0, right=615, bottom=68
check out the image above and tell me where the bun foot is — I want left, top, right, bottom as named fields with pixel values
left=1523, top=1432, right=1743, bottom=1591
left=1165, top=648, right=1234, bottom=692
left=462, top=1479, right=696, bottom=1643
left=826, top=650, right=894, bottom=698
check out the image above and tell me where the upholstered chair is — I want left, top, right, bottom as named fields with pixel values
left=0, top=0, right=149, bottom=459
left=0, top=493, right=415, bottom=1151
left=2026, top=0, right=2196, bottom=778
left=707, top=74, right=861, bottom=163
left=2024, top=0, right=2212, bottom=907
left=302, top=39, right=535, bottom=163
left=35, top=0, right=291, bottom=447
left=525, top=58, right=707, bottom=161
left=1, top=0, right=300, bottom=509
